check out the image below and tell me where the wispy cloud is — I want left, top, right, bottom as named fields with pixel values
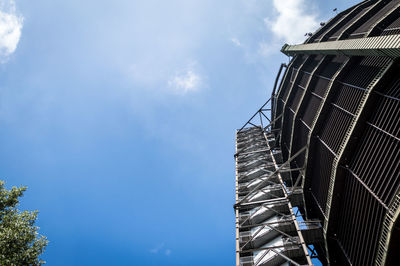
left=230, top=37, right=241, bottom=47
left=265, top=0, right=319, bottom=44
left=150, top=243, right=164, bottom=254
left=149, top=243, right=172, bottom=256
left=0, top=0, right=23, bottom=62
left=168, top=63, right=203, bottom=95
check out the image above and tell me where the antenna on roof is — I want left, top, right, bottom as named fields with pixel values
left=333, top=8, right=338, bottom=15
left=320, top=22, right=326, bottom=26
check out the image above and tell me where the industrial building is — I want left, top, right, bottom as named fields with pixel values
left=234, top=1, right=400, bottom=265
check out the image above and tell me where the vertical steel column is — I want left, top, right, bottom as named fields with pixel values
left=235, top=131, right=240, bottom=266
left=262, top=135, right=313, bottom=266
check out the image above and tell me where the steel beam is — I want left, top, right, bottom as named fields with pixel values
left=281, top=34, right=400, bottom=58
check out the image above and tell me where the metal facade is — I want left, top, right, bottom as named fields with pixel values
left=235, top=1, right=400, bottom=265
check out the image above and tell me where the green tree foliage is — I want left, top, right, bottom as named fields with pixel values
left=0, top=181, right=48, bottom=265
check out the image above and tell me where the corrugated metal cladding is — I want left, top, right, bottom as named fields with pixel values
left=266, top=0, right=400, bottom=265
left=305, top=56, right=391, bottom=215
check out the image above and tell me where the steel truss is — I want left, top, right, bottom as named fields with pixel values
left=235, top=99, right=323, bottom=266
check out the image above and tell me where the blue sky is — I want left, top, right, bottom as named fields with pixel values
left=0, top=0, right=358, bottom=265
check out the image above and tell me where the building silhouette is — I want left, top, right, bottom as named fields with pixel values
left=235, top=1, right=400, bottom=265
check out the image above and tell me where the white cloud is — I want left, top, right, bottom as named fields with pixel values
left=168, top=65, right=202, bottom=95
left=231, top=37, right=241, bottom=47
left=0, top=0, right=23, bottom=62
left=265, top=0, right=319, bottom=44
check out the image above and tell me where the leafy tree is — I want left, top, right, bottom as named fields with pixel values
left=0, top=181, right=48, bottom=265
